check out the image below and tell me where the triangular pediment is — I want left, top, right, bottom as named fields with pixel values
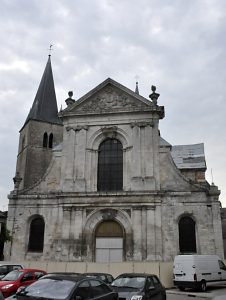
left=63, top=78, right=154, bottom=115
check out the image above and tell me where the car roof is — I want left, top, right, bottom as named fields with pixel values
left=40, top=275, right=94, bottom=282
left=41, top=273, right=79, bottom=278
left=84, top=272, right=112, bottom=276
left=0, top=262, right=23, bottom=266
left=46, top=272, right=80, bottom=275
left=116, top=273, right=155, bottom=278
left=11, top=268, right=46, bottom=272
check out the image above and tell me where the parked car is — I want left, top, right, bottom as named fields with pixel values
left=0, top=263, right=23, bottom=279
left=0, top=268, right=47, bottom=298
left=111, top=273, right=166, bottom=300
left=16, top=274, right=118, bottom=300
left=83, top=272, right=114, bottom=284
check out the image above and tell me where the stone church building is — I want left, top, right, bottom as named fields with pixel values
left=5, top=56, right=224, bottom=262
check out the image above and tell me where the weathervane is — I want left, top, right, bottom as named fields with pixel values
left=48, top=44, right=53, bottom=56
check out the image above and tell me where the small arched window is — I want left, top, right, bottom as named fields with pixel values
left=49, top=133, right=53, bottom=148
left=28, top=217, right=45, bottom=252
left=43, top=132, right=48, bottom=148
left=179, top=216, right=197, bottom=253
left=97, top=138, right=123, bottom=191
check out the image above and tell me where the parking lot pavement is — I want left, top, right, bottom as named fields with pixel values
left=167, top=289, right=212, bottom=299
left=167, top=284, right=226, bottom=299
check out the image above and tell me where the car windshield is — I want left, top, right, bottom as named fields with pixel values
left=112, top=276, right=145, bottom=288
left=3, top=270, right=23, bottom=281
left=22, top=278, right=76, bottom=299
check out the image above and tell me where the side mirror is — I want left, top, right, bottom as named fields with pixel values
left=16, top=286, right=26, bottom=295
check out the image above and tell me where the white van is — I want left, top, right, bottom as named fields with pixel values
left=173, top=255, right=226, bottom=291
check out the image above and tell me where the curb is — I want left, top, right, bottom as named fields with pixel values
left=166, top=289, right=212, bottom=299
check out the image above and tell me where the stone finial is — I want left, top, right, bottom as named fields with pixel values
left=149, top=85, right=160, bottom=105
left=13, top=172, right=22, bottom=190
left=135, top=82, right=139, bottom=95
left=65, top=91, right=76, bottom=106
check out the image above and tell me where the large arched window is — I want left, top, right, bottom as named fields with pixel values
left=179, top=216, right=197, bottom=253
left=95, top=221, right=123, bottom=262
left=97, top=138, right=123, bottom=191
left=28, top=217, right=45, bottom=252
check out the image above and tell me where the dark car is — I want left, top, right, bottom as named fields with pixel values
left=17, top=274, right=118, bottom=300
left=83, top=273, right=114, bottom=285
left=111, top=273, right=166, bottom=300
left=0, top=268, right=47, bottom=298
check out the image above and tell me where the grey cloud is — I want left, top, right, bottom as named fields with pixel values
left=0, top=0, right=226, bottom=210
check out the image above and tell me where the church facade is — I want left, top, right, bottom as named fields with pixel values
left=5, top=57, right=224, bottom=262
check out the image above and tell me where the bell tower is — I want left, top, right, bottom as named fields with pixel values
left=15, top=56, right=63, bottom=190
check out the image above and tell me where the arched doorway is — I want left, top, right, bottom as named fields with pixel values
left=95, top=220, right=123, bottom=262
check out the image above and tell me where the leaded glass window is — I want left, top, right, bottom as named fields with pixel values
left=97, top=139, right=123, bottom=191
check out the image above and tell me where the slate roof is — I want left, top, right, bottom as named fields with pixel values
left=21, top=56, right=61, bottom=130
left=171, top=143, right=206, bottom=170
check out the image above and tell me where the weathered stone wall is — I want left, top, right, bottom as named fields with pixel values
left=5, top=191, right=224, bottom=262
left=6, top=81, right=223, bottom=264
left=16, top=120, right=63, bottom=189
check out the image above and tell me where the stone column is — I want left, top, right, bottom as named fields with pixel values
left=212, top=203, right=224, bottom=258
left=123, top=146, right=132, bottom=191
left=89, top=149, right=98, bottom=191
left=141, top=206, right=147, bottom=260
left=61, top=128, right=76, bottom=191
left=68, top=208, right=84, bottom=261
left=133, top=208, right=142, bottom=260
left=73, top=128, right=88, bottom=191
left=62, top=207, right=72, bottom=239
left=144, top=126, right=154, bottom=178
left=147, top=207, right=156, bottom=260
left=131, top=126, right=141, bottom=178
left=155, top=205, right=163, bottom=260
left=152, top=121, right=160, bottom=189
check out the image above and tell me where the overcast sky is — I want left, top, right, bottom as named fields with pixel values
left=0, top=0, right=226, bottom=210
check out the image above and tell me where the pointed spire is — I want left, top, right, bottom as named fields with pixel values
left=22, top=56, right=61, bottom=129
left=135, top=81, right=139, bottom=95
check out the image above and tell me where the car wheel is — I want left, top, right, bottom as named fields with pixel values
left=178, top=287, right=185, bottom=291
left=200, top=280, right=206, bottom=292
